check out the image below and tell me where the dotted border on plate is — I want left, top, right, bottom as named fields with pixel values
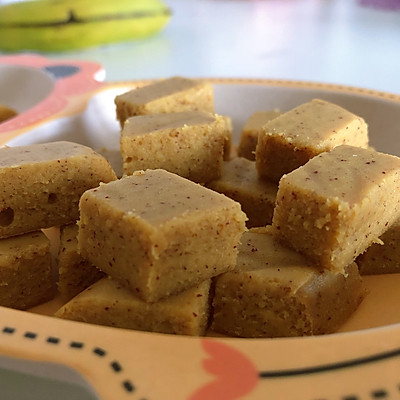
left=259, top=346, right=400, bottom=400
left=2, top=326, right=400, bottom=400
left=1, top=325, right=149, bottom=399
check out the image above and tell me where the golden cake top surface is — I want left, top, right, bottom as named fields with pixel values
left=243, top=110, right=280, bottom=131
left=68, top=277, right=210, bottom=310
left=283, top=145, right=400, bottom=205
left=263, top=98, right=367, bottom=147
left=217, top=157, right=278, bottom=196
left=0, top=231, right=49, bottom=264
left=122, top=110, right=216, bottom=136
left=116, top=76, right=206, bottom=105
left=86, top=169, right=242, bottom=225
left=236, top=227, right=318, bottom=292
left=0, top=141, right=99, bottom=168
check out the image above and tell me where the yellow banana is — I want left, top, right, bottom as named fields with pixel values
left=0, top=0, right=171, bottom=52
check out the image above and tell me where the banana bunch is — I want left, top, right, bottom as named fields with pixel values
left=0, top=0, right=171, bottom=52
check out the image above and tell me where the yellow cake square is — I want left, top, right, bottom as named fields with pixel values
left=0, top=231, right=54, bottom=310
left=57, top=224, right=105, bottom=300
left=272, top=145, right=400, bottom=273
left=120, top=110, right=231, bottom=183
left=237, top=110, right=280, bottom=160
left=357, top=219, right=400, bottom=274
left=115, top=76, right=215, bottom=127
left=55, top=277, right=211, bottom=336
left=255, top=99, right=369, bottom=182
left=211, top=227, right=365, bottom=337
left=78, top=169, right=247, bottom=302
left=0, top=141, right=117, bottom=239
left=207, top=157, right=278, bottom=228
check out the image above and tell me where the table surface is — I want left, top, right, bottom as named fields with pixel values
left=42, top=0, right=400, bottom=95
left=0, top=1, right=400, bottom=399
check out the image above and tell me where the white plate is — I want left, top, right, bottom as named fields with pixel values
left=1, top=75, right=400, bottom=400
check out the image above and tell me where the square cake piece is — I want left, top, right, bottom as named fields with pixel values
left=255, top=99, right=369, bottom=182
left=78, top=169, right=247, bottom=302
left=272, top=145, right=400, bottom=273
left=121, top=111, right=231, bottom=183
left=55, top=277, right=211, bottom=336
left=206, top=157, right=278, bottom=228
left=57, top=224, right=105, bottom=300
left=237, top=110, right=280, bottom=161
left=115, top=76, right=215, bottom=127
left=0, top=141, right=117, bottom=239
left=0, top=231, right=54, bottom=310
left=211, top=227, right=365, bottom=338
left=357, top=219, right=400, bottom=275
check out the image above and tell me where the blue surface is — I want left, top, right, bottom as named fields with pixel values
left=0, top=367, right=97, bottom=400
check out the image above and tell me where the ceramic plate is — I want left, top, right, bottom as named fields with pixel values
left=1, top=57, right=400, bottom=400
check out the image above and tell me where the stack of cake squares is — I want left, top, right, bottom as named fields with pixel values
left=210, top=96, right=400, bottom=337
left=54, top=77, right=400, bottom=338
left=0, top=142, right=116, bottom=310
left=55, top=77, right=247, bottom=336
